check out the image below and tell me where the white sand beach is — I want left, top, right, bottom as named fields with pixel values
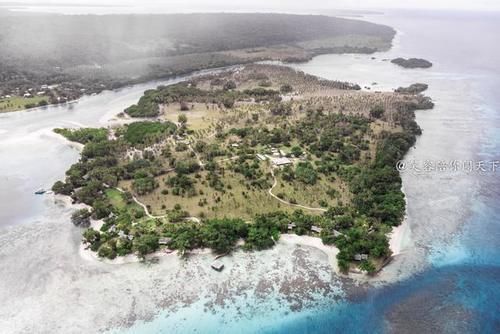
left=388, top=218, right=411, bottom=256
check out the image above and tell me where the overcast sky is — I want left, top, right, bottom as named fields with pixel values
left=2, top=0, right=499, bottom=12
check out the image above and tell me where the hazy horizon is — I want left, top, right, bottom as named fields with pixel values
left=1, top=0, right=499, bottom=14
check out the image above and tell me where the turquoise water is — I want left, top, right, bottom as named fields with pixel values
left=118, top=10, right=500, bottom=333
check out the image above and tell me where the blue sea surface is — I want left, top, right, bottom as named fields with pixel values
left=120, top=10, right=500, bottom=333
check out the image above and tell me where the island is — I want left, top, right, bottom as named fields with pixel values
left=0, top=13, right=395, bottom=112
left=395, top=83, right=429, bottom=94
left=52, top=64, right=433, bottom=274
left=391, top=57, right=433, bottom=69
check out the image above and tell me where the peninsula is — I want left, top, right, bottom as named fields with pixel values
left=53, top=64, right=433, bottom=274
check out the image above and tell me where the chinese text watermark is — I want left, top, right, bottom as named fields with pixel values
left=396, top=159, right=500, bottom=174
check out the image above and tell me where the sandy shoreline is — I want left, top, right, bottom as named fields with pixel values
left=388, top=217, right=410, bottom=256
left=79, top=219, right=407, bottom=283
left=79, top=229, right=341, bottom=269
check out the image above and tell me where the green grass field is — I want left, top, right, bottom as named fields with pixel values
left=273, top=172, right=351, bottom=208
left=105, top=188, right=144, bottom=215
left=0, top=96, right=48, bottom=113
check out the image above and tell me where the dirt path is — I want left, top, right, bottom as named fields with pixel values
left=267, top=168, right=327, bottom=213
left=114, top=186, right=200, bottom=222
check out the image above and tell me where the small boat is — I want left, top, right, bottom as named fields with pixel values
left=34, top=188, right=46, bottom=195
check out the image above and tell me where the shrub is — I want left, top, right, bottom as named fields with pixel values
left=71, top=208, right=91, bottom=227
left=124, top=121, right=176, bottom=145
left=98, top=244, right=117, bottom=259
left=132, top=175, right=158, bottom=195
left=280, top=84, right=293, bottom=94
left=369, top=105, right=385, bottom=119
left=133, top=233, right=160, bottom=258
left=295, top=162, right=318, bottom=185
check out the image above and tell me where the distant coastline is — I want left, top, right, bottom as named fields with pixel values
left=0, top=12, right=395, bottom=113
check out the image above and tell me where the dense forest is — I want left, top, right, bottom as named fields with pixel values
left=0, top=12, right=394, bottom=99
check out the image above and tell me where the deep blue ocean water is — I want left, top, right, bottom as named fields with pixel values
left=117, top=10, right=500, bottom=333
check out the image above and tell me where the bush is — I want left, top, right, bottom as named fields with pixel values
left=52, top=181, right=73, bottom=195
left=92, top=200, right=112, bottom=219
left=178, top=113, right=188, bottom=124
left=124, top=91, right=160, bottom=117
left=222, top=96, right=235, bottom=108
left=359, top=260, right=376, bottom=274
left=295, top=162, right=318, bottom=185
left=174, top=159, right=200, bottom=174
left=98, top=244, right=117, bottom=259
left=133, top=233, right=160, bottom=258
left=244, top=214, right=281, bottom=250
left=71, top=208, right=91, bottom=227
left=369, top=105, right=385, bottom=119
left=132, top=175, right=158, bottom=195
left=291, top=146, right=303, bottom=157
left=54, top=127, right=108, bottom=144
left=124, top=121, right=176, bottom=145
left=201, top=218, right=248, bottom=253
left=223, top=80, right=236, bottom=90
left=280, top=84, right=293, bottom=94
left=82, top=228, right=101, bottom=250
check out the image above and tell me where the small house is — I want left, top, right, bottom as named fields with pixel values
left=211, top=260, right=224, bottom=272
left=354, top=254, right=369, bottom=261
left=311, top=225, right=322, bottom=233
left=159, top=237, right=172, bottom=245
left=256, top=154, right=267, bottom=161
left=271, top=157, right=292, bottom=167
left=333, top=230, right=343, bottom=237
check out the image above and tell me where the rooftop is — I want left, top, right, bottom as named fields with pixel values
left=211, top=260, right=224, bottom=271
left=271, top=157, right=292, bottom=166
